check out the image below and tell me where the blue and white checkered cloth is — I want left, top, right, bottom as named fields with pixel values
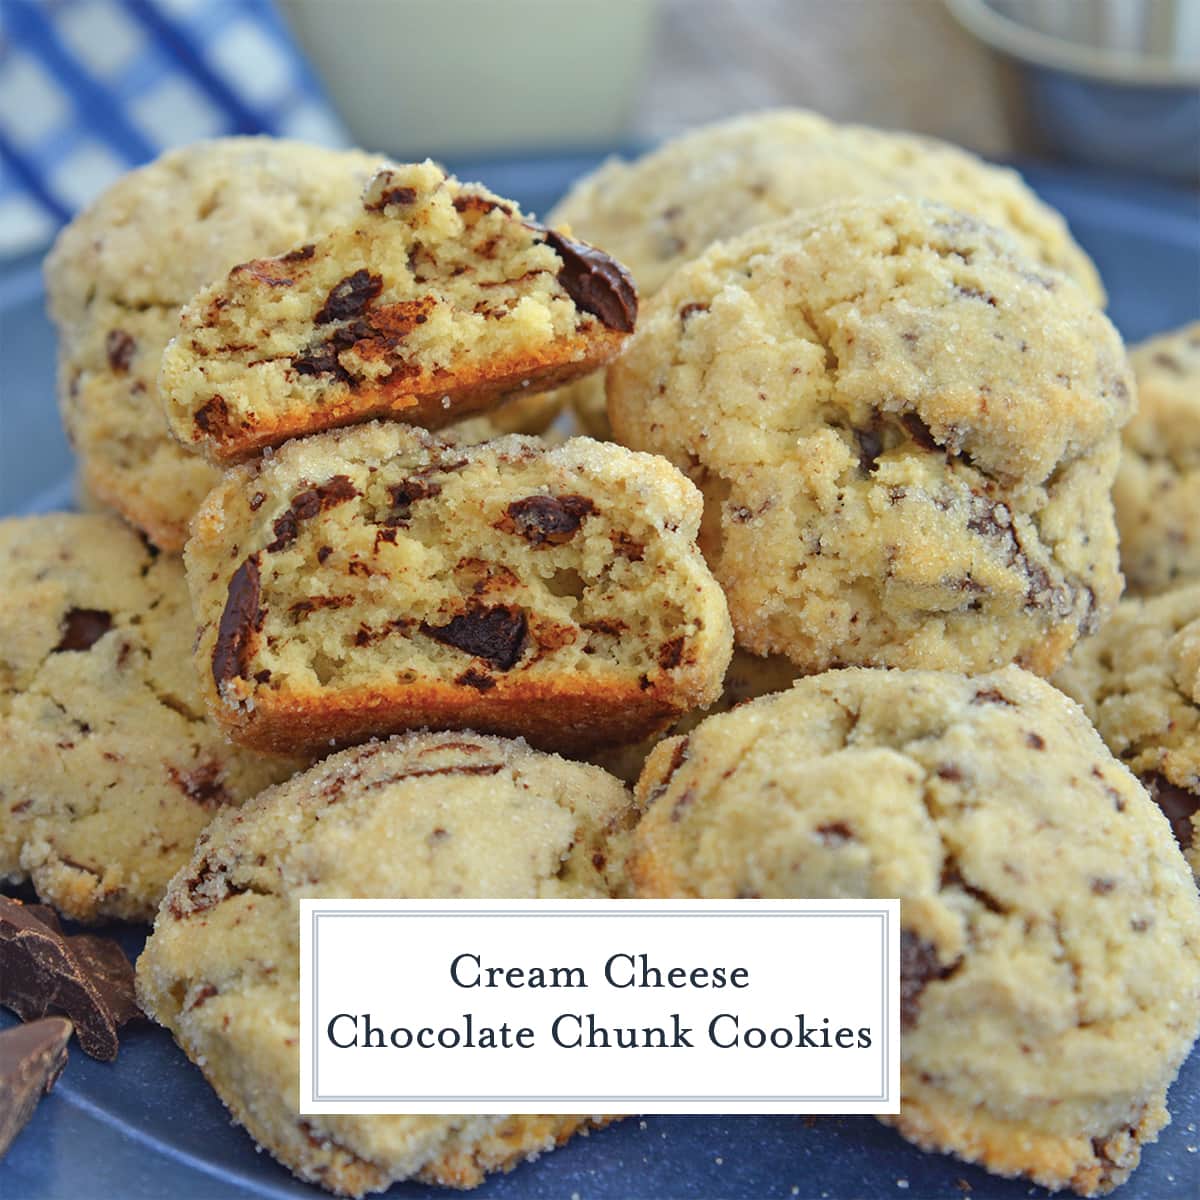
left=0, top=0, right=348, bottom=256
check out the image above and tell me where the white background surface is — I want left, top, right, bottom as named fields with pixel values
left=301, top=899, right=899, bottom=1116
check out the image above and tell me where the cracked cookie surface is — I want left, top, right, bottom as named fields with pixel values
left=609, top=197, right=1131, bottom=676
left=1113, top=322, right=1200, bottom=594
left=136, top=731, right=635, bottom=1197
left=549, top=108, right=1104, bottom=437
left=45, top=138, right=391, bottom=551
left=161, top=160, right=635, bottom=463
left=0, top=514, right=297, bottom=922
left=185, top=421, right=731, bottom=756
left=1057, top=583, right=1200, bottom=880
left=629, top=665, right=1200, bottom=1196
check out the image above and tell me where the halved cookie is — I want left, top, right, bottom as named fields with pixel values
left=136, top=731, right=634, bottom=1196
left=185, top=421, right=732, bottom=756
left=161, top=160, right=636, bottom=463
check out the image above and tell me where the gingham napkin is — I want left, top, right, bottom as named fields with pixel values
left=0, top=0, right=347, bottom=256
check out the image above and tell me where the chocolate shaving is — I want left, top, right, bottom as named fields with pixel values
left=0, top=1016, right=72, bottom=1157
left=0, top=897, right=139, bottom=1061
left=213, top=555, right=262, bottom=687
left=540, top=228, right=637, bottom=333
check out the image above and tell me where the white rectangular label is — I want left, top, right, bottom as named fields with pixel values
left=300, top=899, right=899, bottom=1115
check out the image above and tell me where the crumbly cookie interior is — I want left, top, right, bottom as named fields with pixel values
left=190, top=427, right=727, bottom=720
left=162, top=160, right=633, bottom=451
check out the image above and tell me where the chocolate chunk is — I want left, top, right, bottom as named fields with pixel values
left=900, top=929, right=955, bottom=1030
left=54, top=609, right=112, bottom=653
left=280, top=243, right=316, bottom=263
left=901, top=412, right=940, bottom=451
left=293, top=344, right=353, bottom=385
left=105, top=329, right=136, bottom=373
left=658, top=637, right=685, bottom=670
left=167, top=761, right=230, bottom=809
left=315, top=270, right=383, bottom=325
left=385, top=477, right=442, bottom=524
left=267, top=475, right=358, bottom=551
left=193, top=394, right=230, bottom=436
left=422, top=604, right=528, bottom=670
left=500, top=494, right=596, bottom=546
left=213, top=554, right=262, bottom=687
left=816, top=822, right=854, bottom=845
left=1139, top=772, right=1199, bottom=850
left=0, top=1016, right=72, bottom=1158
left=971, top=686, right=1014, bottom=706
left=540, top=228, right=637, bottom=333
left=456, top=668, right=496, bottom=691
left=0, top=897, right=139, bottom=1061
left=855, top=427, right=883, bottom=473
left=679, top=302, right=708, bottom=324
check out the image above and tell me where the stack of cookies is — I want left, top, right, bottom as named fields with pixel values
left=2, top=110, right=1197, bottom=1198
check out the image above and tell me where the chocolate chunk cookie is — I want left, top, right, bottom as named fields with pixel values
left=1113, top=321, right=1200, bottom=594
left=45, top=138, right=393, bottom=551
left=1057, top=582, right=1200, bottom=880
left=136, top=732, right=635, bottom=1196
left=184, top=420, right=731, bottom=756
left=629, top=665, right=1200, bottom=1196
left=609, top=197, right=1132, bottom=676
left=161, top=161, right=635, bottom=463
left=0, top=514, right=297, bottom=921
left=549, top=108, right=1105, bottom=438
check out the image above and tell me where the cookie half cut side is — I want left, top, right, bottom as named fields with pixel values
left=161, top=160, right=637, bottom=463
left=185, top=422, right=732, bottom=756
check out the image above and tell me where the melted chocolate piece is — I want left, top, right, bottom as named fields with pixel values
left=193, top=395, right=230, bottom=436
left=54, top=609, right=112, bottom=653
left=213, top=555, right=261, bottom=686
left=900, top=930, right=955, bottom=1030
left=855, top=427, right=883, bottom=473
left=385, top=477, right=442, bottom=524
left=315, top=270, right=383, bottom=325
left=1140, top=772, right=1199, bottom=850
left=500, top=494, right=596, bottom=546
left=658, top=637, right=685, bottom=670
left=266, top=475, right=358, bottom=551
left=0, top=1017, right=72, bottom=1158
left=901, top=412, right=940, bottom=451
left=540, top=229, right=637, bottom=333
left=422, top=604, right=528, bottom=670
left=0, top=897, right=139, bottom=1061
left=105, top=329, right=136, bottom=373
left=167, top=761, right=230, bottom=809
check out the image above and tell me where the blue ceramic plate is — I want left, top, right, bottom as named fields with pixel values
left=1, top=157, right=1198, bottom=1200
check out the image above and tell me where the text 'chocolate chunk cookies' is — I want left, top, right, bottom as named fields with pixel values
left=629, top=666, right=1200, bottom=1197
left=1057, top=581, right=1200, bottom=881
left=161, top=160, right=636, bottom=463
left=609, top=197, right=1133, bottom=676
left=136, top=732, right=635, bottom=1196
left=0, top=514, right=299, bottom=922
left=184, top=421, right=731, bottom=756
